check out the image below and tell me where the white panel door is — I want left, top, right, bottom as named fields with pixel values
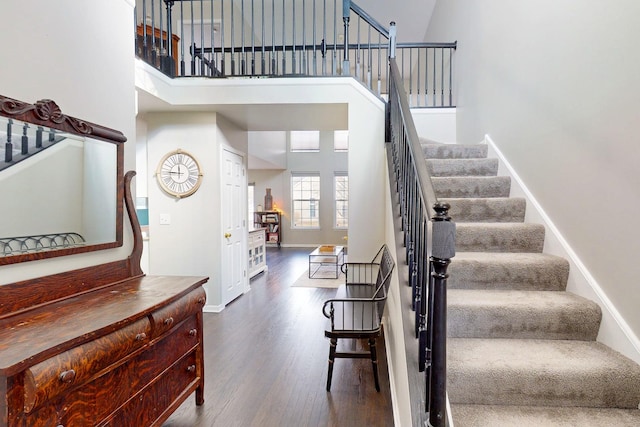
left=221, top=148, right=246, bottom=305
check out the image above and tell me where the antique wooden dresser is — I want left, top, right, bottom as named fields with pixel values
left=0, top=95, right=208, bottom=426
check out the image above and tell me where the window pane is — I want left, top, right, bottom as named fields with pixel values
left=292, top=175, right=320, bottom=228
left=291, top=131, right=320, bottom=152
left=334, top=175, right=348, bottom=228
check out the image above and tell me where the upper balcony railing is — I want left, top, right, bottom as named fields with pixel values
left=134, top=0, right=456, bottom=107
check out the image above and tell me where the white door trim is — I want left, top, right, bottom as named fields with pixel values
left=220, top=145, right=249, bottom=306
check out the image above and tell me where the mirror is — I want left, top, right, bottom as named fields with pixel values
left=0, top=95, right=126, bottom=265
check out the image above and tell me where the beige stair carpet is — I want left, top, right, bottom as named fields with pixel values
left=422, top=142, right=640, bottom=426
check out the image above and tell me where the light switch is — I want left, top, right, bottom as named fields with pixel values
left=159, top=213, right=171, bottom=225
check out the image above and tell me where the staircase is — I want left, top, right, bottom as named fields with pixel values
left=422, top=141, right=640, bottom=426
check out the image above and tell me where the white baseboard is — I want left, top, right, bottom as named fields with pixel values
left=204, top=304, right=224, bottom=313
left=484, top=134, right=640, bottom=364
left=383, top=325, right=403, bottom=427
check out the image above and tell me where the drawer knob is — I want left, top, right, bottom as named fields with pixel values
left=189, top=328, right=198, bottom=337
left=59, top=369, right=76, bottom=384
left=135, top=332, right=147, bottom=341
left=187, top=365, right=197, bottom=373
left=164, top=317, right=174, bottom=326
left=197, top=297, right=205, bottom=305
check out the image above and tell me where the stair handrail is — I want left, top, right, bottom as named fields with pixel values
left=387, top=53, right=455, bottom=427
left=348, top=1, right=390, bottom=38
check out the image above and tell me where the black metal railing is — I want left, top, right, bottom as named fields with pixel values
left=387, top=55, right=455, bottom=426
left=133, top=0, right=455, bottom=106
left=1, top=116, right=66, bottom=172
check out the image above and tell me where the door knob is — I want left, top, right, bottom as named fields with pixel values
left=224, top=233, right=232, bottom=238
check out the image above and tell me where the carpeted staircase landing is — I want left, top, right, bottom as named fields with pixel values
left=422, top=142, right=640, bottom=426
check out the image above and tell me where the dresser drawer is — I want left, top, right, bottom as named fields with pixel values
left=23, top=317, right=151, bottom=413
left=101, top=351, right=199, bottom=427
left=150, top=287, right=206, bottom=338
left=23, top=386, right=94, bottom=427
left=94, top=315, right=201, bottom=420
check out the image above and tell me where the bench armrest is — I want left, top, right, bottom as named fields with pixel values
left=323, top=297, right=384, bottom=332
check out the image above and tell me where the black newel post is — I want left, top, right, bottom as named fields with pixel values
left=35, top=127, right=43, bottom=148
left=21, top=123, right=29, bottom=155
left=427, top=202, right=455, bottom=427
left=5, top=119, right=12, bottom=163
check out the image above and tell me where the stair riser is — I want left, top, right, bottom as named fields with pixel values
left=448, top=257, right=569, bottom=291
left=442, top=197, right=526, bottom=223
left=423, top=143, right=488, bottom=159
left=448, top=370, right=640, bottom=408
left=433, top=176, right=511, bottom=198
left=448, top=305, right=601, bottom=340
left=427, top=158, right=498, bottom=177
left=456, top=223, right=545, bottom=253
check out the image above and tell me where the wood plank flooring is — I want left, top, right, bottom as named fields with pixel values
left=163, top=247, right=394, bottom=427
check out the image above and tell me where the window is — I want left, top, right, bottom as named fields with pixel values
left=334, top=174, right=348, bottom=228
left=290, top=131, right=320, bottom=152
left=291, top=174, right=320, bottom=228
left=334, top=130, right=349, bottom=152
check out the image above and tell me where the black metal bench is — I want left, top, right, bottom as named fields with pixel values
left=322, top=244, right=395, bottom=391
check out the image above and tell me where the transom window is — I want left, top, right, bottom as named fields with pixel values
left=290, top=131, right=320, bottom=152
left=291, top=174, right=320, bottom=228
left=334, top=130, right=349, bottom=152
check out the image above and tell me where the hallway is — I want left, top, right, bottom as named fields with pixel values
left=163, top=247, right=394, bottom=427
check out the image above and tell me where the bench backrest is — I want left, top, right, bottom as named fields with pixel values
left=372, top=245, right=395, bottom=321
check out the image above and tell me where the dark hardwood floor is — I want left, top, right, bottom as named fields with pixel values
left=163, top=247, right=394, bottom=427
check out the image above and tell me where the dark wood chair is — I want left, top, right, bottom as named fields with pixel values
left=322, top=244, right=395, bottom=391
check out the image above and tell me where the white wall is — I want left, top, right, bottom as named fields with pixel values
left=411, top=108, right=456, bottom=143
left=0, top=144, right=83, bottom=237
left=135, top=71, right=387, bottom=261
left=0, top=0, right=136, bottom=284
left=144, top=112, right=223, bottom=310
left=426, top=0, right=640, bottom=349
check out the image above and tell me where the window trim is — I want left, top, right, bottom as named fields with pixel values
left=291, top=173, right=321, bottom=229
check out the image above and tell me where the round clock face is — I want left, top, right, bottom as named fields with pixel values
left=156, top=149, right=203, bottom=198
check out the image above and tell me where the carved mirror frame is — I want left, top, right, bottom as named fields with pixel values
left=0, top=94, right=126, bottom=265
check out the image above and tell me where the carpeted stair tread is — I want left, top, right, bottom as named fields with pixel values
left=441, top=197, right=526, bottom=223
left=456, top=222, right=545, bottom=253
left=448, top=338, right=640, bottom=408
left=450, top=404, right=640, bottom=427
left=448, top=289, right=602, bottom=340
left=422, top=143, right=488, bottom=159
left=426, top=158, right=498, bottom=177
left=432, top=176, right=511, bottom=198
left=448, top=252, right=569, bottom=291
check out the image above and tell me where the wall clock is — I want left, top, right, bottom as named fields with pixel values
left=156, top=149, right=203, bottom=198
